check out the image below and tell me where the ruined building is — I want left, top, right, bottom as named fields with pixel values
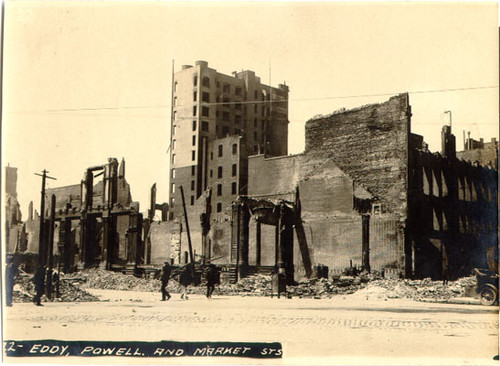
left=456, top=135, right=498, bottom=168
left=5, top=165, right=26, bottom=253
left=18, top=158, right=143, bottom=273
left=159, top=87, right=497, bottom=281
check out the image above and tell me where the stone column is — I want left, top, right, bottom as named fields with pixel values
left=283, top=223, right=294, bottom=284
left=277, top=204, right=285, bottom=275
left=237, top=202, right=250, bottom=280
left=362, top=214, right=370, bottom=273
left=256, top=221, right=261, bottom=268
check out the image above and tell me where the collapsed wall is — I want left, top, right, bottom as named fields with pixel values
left=305, top=93, right=411, bottom=219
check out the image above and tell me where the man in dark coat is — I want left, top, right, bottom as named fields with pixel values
left=206, top=264, right=219, bottom=298
left=5, top=257, right=19, bottom=307
left=161, top=262, right=171, bottom=301
left=32, top=264, right=46, bottom=306
left=179, top=264, right=193, bottom=300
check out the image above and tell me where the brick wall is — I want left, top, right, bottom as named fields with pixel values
left=248, top=154, right=302, bottom=197
left=305, top=93, right=410, bottom=218
left=150, top=221, right=180, bottom=265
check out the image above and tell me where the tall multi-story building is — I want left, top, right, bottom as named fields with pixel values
left=169, top=61, right=289, bottom=218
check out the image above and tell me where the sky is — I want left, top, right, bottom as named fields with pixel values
left=2, top=1, right=499, bottom=217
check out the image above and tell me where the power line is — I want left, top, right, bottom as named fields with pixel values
left=5, top=84, right=495, bottom=114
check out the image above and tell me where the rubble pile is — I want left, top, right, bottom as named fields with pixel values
left=210, top=274, right=375, bottom=298
left=223, top=274, right=273, bottom=296
left=65, top=268, right=162, bottom=292
left=359, top=276, right=477, bottom=301
left=64, top=268, right=208, bottom=295
left=12, top=274, right=99, bottom=303
left=53, top=268, right=478, bottom=302
left=287, top=276, right=362, bottom=297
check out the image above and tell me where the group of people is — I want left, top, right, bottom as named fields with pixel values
left=5, top=258, right=46, bottom=307
left=160, top=262, right=220, bottom=301
left=6, top=258, right=221, bottom=306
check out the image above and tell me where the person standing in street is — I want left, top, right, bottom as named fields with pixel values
left=205, top=264, right=219, bottom=298
left=179, top=264, right=193, bottom=300
left=5, top=256, right=19, bottom=307
left=161, top=262, right=171, bottom=301
left=32, top=264, right=46, bottom=306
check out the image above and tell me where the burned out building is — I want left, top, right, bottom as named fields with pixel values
left=19, top=158, right=143, bottom=273
left=408, top=127, right=498, bottom=278
left=158, top=92, right=497, bottom=282
left=5, top=165, right=26, bottom=254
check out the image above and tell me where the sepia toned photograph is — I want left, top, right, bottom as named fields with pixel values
left=2, top=1, right=499, bottom=364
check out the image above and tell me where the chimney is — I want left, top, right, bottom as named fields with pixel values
left=29, top=201, right=33, bottom=221
left=441, top=125, right=456, bottom=159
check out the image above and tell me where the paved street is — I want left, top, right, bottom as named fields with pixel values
left=3, top=289, right=499, bottom=365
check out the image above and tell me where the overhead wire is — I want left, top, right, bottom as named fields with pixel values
left=4, top=84, right=495, bottom=114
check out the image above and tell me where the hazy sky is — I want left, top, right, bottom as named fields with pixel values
left=3, top=1, right=498, bottom=216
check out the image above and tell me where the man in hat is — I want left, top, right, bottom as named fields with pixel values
left=161, top=262, right=171, bottom=301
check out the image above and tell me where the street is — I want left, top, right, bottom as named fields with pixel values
left=3, top=289, right=499, bottom=365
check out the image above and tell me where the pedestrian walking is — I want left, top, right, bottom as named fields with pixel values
left=32, top=264, right=46, bottom=306
left=5, top=257, right=19, bottom=307
left=161, top=262, right=171, bottom=301
left=179, top=264, right=193, bottom=300
left=205, top=264, right=219, bottom=298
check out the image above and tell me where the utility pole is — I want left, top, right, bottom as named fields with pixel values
left=35, top=170, right=56, bottom=266
left=180, top=186, right=195, bottom=277
left=47, top=194, right=56, bottom=298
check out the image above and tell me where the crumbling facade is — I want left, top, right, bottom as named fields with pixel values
left=19, top=158, right=143, bottom=273
left=408, top=127, right=498, bottom=278
left=157, top=92, right=497, bottom=282
left=5, top=165, right=26, bottom=253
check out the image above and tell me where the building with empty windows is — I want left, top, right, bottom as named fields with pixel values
left=154, top=63, right=497, bottom=282
left=169, top=61, right=289, bottom=219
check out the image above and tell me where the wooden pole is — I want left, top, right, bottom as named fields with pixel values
left=47, top=195, right=56, bottom=298
left=180, top=186, right=195, bottom=277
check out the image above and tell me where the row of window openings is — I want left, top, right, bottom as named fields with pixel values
left=174, top=163, right=238, bottom=183
left=174, top=77, right=274, bottom=100
left=175, top=95, right=272, bottom=115
left=170, top=182, right=238, bottom=212
left=208, top=164, right=238, bottom=179
left=215, top=182, right=238, bottom=196
left=171, top=150, right=196, bottom=164
left=421, top=169, right=493, bottom=202
left=171, top=165, right=197, bottom=180
left=172, top=143, right=260, bottom=165
left=171, top=164, right=238, bottom=185
left=169, top=196, right=196, bottom=207
left=169, top=197, right=226, bottom=211
left=190, top=76, right=249, bottom=97
left=171, top=121, right=209, bottom=137
left=172, top=136, right=197, bottom=151
left=172, top=115, right=267, bottom=134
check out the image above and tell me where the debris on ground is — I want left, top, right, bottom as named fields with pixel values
left=12, top=266, right=478, bottom=303
left=354, top=276, right=477, bottom=302
left=65, top=268, right=162, bottom=292
left=12, top=273, right=99, bottom=303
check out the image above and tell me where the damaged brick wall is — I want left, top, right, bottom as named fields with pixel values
left=247, top=147, right=404, bottom=277
left=305, top=93, right=411, bottom=218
